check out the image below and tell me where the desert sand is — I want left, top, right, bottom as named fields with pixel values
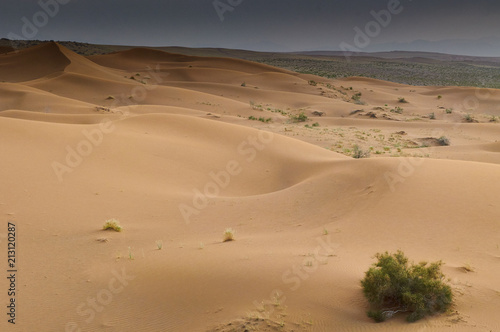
left=0, top=42, right=499, bottom=331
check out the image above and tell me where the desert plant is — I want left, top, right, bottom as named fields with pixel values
left=290, top=112, right=308, bottom=123
left=223, top=228, right=235, bottom=242
left=463, top=113, right=475, bottom=122
left=437, top=136, right=450, bottom=146
left=352, top=145, right=370, bottom=159
left=437, top=95, right=442, bottom=99
left=361, top=251, right=452, bottom=323
left=241, top=82, right=246, bottom=87
left=462, top=262, right=474, bottom=272
left=351, top=92, right=365, bottom=105
left=128, top=246, right=134, bottom=260
left=308, top=80, right=317, bottom=86
left=156, top=240, right=163, bottom=250
left=445, top=108, right=453, bottom=114
left=398, top=97, right=408, bottom=103
left=390, top=106, right=404, bottom=114
left=429, top=112, right=436, bottom=120
left=103, top=219, right=122, bottom=232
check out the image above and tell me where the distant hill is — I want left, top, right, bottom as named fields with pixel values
left=2, top=38, right=499, bottom=88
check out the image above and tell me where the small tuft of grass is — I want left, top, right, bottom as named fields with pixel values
left=241, top=82, right=246, bottom=87
left=103, top=219, right=122, bottom=232
left=437, top=95, right=442, bottom=99
left=308, top=80, right=317, bottom=86
left=128, top=246, right=134, bottom=260
left=390, top=106, right=404, bottom=114
left=462, top=262, right=475, bottom=273
left=398, top=97, right=408, bottom=103
left=223, top=228, right=235, bottom=242
left=463, top=113, right=475, bottom=123
left=445, top=108, right=453, bottom=114
left=429, top=112, right=436, bottom=120
left=156, top=240, right=163, bottom=250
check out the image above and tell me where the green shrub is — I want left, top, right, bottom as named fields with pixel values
left=361, top=251, right=452, bottom=323
left=290, top=112, right=308, bottom=123
left=398, top=97, right=408, bottom=103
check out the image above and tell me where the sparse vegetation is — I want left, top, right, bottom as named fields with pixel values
left=241, top=82, right=246, bottom=87
left=462, top=262, right=475, bottom=273
left=103, top=219, right=122, bottom=232
left=390, top=106, right=404, bottom=114
left=251, top=56, right=500, bottom=89
left=249, top=115, right=271, bottom=123
left=352, top=92, right=365, bottom=105
left=437, top=136, right=450, bottom=146
left=308, top=80, right=317, bottom=86
left=445, top=108, right=453, bottom=114
left=437, top=95, right=442, bottom=99
left=290, top=112, right=308, bottom=123
left=352, top=145, right=370, bottom=159
left=398, top=97, right=408, bottom=103
left=128, top=246, right=134, bottom=260
left=429, top=112, right=436, bottom=120
left=463, top=113, right=475, bottom=122
left=156, top=240, right=163, bottom=250
left=361, top=251, right=452, bottom=323
left=223, top=228, right=235, bottom=242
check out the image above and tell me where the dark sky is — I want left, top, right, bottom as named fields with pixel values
left=2, top=0, right=500, bottom=56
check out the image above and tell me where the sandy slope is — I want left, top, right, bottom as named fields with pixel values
left=0, top=43, right=499, bottom=332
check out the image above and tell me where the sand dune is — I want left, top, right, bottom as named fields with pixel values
left=0, top=45, right=15, bottom=54
left=1, top=43, right=500, bottom=331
